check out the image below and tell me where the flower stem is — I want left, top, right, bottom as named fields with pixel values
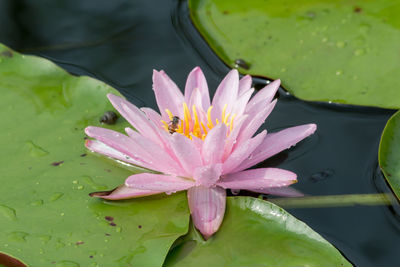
left=269, top=193, right=397, bottom=209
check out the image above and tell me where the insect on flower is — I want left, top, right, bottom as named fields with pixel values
left=85, top=67, right=316, bottom=239
left=168, top=116, right=180, bottom=134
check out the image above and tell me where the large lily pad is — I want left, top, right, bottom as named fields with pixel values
left=189, top=0, right=400, bottom=108
left=379, top=110, right=400, bottom=200
left=0, top=44, right=189, bottom=266
left=165, top=197, right=351, bottom=266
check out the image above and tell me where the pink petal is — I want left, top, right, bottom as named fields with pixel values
left=245, top=79, right=280, bottom=114
left=124, top=128, right=185, bottom=176
left=90, top=185, right=162, bottom=200
left=85, top=126, right=156, bottom=170
left=211, top=69, right=239, bottom=120
left=235, top=99, right=277, bottom=147
left=152, top=70, right=185, bottom=120
left=170, top=133, right=203, bottom=175
left=188, top=88, right=204, bottom=114
left=222, top=130, right=266, bottom=174
left=190, top=134, right=203, bottom=151
left=107, top=94, right=165, bottom=148
left=85, top=139, right=149, bottom=168
left=223, top=115, right=248, bottom=160
left=187, top=186, right=226, bottom=240
left=251, top=186, right=305, bottom=197
left=218, top=168, right=297, bottom=190
left=140, top=107, right=162, bottom=127
left=125, top=173, right=194, bottom=192
left=238, top=75, right=252, bottom=96
left=184, top=67, right=210, bottom=110
left=233, top=124, right=317, bottom=172
left=202, top=124, right=227, bottom=165
left=194, top=164, right=222, bottom=187
left=231, top=88, right=254, bottom=117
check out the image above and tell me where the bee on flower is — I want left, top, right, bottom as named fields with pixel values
left=85, top=67, right=316, bottom=239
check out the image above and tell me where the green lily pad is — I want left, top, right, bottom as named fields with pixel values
left=0, top=43, right=189, bottom=266
left=165, top=197, right=351, bottom=266
left=379, top=110, right=400, bottom=200
left=189, top=0, right=400, bottom=108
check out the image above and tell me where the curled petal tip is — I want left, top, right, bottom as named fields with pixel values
left=84, top=126, right=93, bottom=136
left=106, top=93, right=115, bottom=99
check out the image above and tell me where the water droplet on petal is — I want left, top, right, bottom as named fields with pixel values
left=196, top=201, right=217, bottom=222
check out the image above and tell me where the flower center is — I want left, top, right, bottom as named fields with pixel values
left=161, top=103, right=236, bottom=140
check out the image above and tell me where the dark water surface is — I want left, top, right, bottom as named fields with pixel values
left=1, top=0, right=400, bottom=266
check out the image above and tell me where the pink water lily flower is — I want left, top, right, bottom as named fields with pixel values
left=85, top=67, right=316, bottom=239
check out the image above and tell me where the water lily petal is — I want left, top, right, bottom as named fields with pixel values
left=218, top=168, right=297, bottom=190
left=170, top=133, right=203, bottom=174
left=223, top=115, right=248, bottom=160
left=211, top=69, right=239, bottom=120
left=185, top=66, right=210, bottom=110
left=153, top=70, right=185, bottom=120
left=251, top=186, right=305, bottom=197
left=107, top=94, right=165, bottom=148
left=125, top=173, right=194, bottom=192
left=235, top=99, right=277, bottom=146
left=233, top=124, right=317, bottom=172
left=90, top=185, right=162, bottom=200
left=187, top=186, right=226, bottom=240
left=232, top=88, right=254, bottom=117
left=202, top=124, right=227, bottom=165
left=140, top=107, right=162, bottom=126
left=125, top=128, right=185, bottom=176
left=238, top=74, right=252, bottom=95
left=194, top=164, right=222, bottom=187
left=222, top=130, right=266, bottom=174
left=85, top=126, right=156, bottom=169
left=245, top=79, right=280, bottom=114
left=85, top=139, right=150, bottom=168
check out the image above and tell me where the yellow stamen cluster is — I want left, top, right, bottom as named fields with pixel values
left=161, top=103, right=236, bottom=140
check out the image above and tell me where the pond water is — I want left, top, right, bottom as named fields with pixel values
left=1, top=0, right=400, bottom=266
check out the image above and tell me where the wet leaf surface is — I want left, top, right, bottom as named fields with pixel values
left=0, top=44, right=189, bottom=266
left=165, top=197, right=351, bottom=266
left=189, top=0, right=400, bottom=108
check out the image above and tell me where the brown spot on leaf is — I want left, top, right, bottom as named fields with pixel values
left=105, top=216, right=114, bottom=221
left=105, top=233, right=111, bottom=236
left=80, top=153, right=87, bottom=157
left=89, top=255, right=93, bottom=259
left=76, top=241, right=84, bottom=246
left=138, top=225, right=142, bottom=229
left=110, top=222, right=116, bottom=226
left=51, top=161, right=64, bottom=166
left=1, top=50, right=13, bottom=58
left=354, top=6, right=362, bottom=13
